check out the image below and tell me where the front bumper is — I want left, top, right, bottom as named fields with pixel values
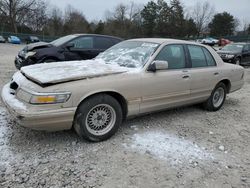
left=15, top=56, right=35, bottom=69
left=1, top=83, right=76, bottom=131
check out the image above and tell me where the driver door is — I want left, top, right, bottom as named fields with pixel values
left=140, top=44, right=191, bottom=114
left=64, top=36, right=97, bottom=60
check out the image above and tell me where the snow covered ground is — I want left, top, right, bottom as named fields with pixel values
left=125, top=131, right=214, bottom=166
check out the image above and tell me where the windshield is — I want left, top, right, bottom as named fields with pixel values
left=50, top=35, right=76, bottom=47
left=96, top=41, right=159, bottom=68
left=221, top=44, right=243, bottom=52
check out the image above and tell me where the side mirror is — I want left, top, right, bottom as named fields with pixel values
left=147, top=60, right=169, bottom=72
left=65, top=43, right=74, bottom=49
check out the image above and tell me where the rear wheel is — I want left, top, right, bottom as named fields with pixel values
left=74, top=94, right=123, bottom=142
left=203, top=82, right=226, bottom=111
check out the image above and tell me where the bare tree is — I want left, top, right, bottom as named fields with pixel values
left=63, top=5, right=90, bottom=34
left=0, top=0, right=42, bottom=33
left=113, top=3, right=127, bottom=22
left=242, top=19, right=250, bottom=34
left=24, top=1, right=48, bottom=32
left=191, top=1, right=215, bottom=36
left=45, top=7, right=63, bottom=36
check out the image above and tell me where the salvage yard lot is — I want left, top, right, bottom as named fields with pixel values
left=0, top=43, right=249, bottom=187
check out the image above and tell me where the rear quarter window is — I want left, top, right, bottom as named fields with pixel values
left=203, top=48, right=216, bottom=66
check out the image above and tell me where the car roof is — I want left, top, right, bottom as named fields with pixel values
left=127, top=38, right=204, bottom=46
left=72, top=34, right=123, bottom=40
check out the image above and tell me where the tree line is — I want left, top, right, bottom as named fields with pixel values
left=1, top=0, right=250, bottom=39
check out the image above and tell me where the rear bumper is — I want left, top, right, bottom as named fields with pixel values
left=1, top=84, right=75, bottom=131
left=230, top=79, right=244, bottom=93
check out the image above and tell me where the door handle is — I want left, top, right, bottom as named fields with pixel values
left=182, top=75, right=190, bottom=79
left=214, top=72, right=219, bottom=75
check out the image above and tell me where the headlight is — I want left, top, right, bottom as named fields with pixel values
left=226, top=54, right=234, bottom=59
left=25, top=51, right=36, bottom=59
left=29, top=92, right=71, bottom=104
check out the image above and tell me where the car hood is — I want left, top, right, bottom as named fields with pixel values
left=20, top=59, right=130, bottom=86
left=26, top=41, right=52, bottom=51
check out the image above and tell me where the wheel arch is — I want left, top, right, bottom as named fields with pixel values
left=74, top=91, right=128, bottom=121
left=219, top=79, right=231, bottom=93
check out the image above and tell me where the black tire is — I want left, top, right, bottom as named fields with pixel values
left=203, top=82, right=227, bottom=111
left=74, top=94, right=123, bottom=142
left=234, top=57, right=241, bottom=65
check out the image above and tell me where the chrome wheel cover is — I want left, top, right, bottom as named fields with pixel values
left=86, top=104, right=116, bottom=136
left=212, top=87, right=225, bottom=108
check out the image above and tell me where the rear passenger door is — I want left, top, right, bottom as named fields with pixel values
left=187, top=45, right=219, bottom=100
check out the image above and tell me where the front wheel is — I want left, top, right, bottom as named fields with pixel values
left=203, top=82, right=227, bottom=111
left=74, top=94, right=123, bottom=142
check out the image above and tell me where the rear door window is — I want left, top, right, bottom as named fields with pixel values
left=188, top=45, right=207, bottom=68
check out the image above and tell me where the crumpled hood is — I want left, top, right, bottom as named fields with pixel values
left=26, top=41, right=52, bottom=51
left=20, top=59, right=129, bottom=86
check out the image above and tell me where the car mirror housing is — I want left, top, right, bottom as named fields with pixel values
left=66, top=43, right=74, bottom=49
left=148, top=60, right=169, bottom=72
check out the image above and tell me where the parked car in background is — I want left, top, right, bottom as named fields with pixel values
left=201, top=37, right=219, bottom=46
left=195, top=39, right=203, bottom=44
left=217, top=43, right=250, bottom=65
left=0, top=35, right=6, bottom=43
left=8, top=36, right=21, bottom=44
left=26, top=36, right=40, bottom=44
left=2, top=39, right=244, bottom=141
left=218, top=38, right=231, bottom=46
left=15, top=34, right=123, bottom=69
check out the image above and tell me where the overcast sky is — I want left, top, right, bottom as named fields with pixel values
left=48, top=0, right=250, bottom=27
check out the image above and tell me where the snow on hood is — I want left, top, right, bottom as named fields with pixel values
left=20, top=59, right=130, bottom=85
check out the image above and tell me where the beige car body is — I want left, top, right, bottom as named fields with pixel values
left=1, top=38, right=244, bottom=131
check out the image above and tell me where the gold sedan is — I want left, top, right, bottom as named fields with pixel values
left=1, top=39, right=244, bottom=141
